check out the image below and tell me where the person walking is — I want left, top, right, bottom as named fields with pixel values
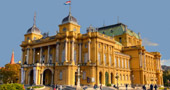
left=56, top=85, right=58, bottom=90
left=142, top=85, right=146, bottom=90
left=154, top=84, right=158, bottom=90
left=150, top=84, right=153, bottom=90
left=100, top=85, right=102, bottom=90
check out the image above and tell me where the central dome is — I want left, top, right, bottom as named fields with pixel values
left=62, top=13, right=78, bottom=24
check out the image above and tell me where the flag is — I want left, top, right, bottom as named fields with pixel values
left=64, top=1, right=71, bottom=5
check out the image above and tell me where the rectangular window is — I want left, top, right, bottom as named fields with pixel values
left=98, top=53, right=101, bottom=64
left=118, top=58, right=120, bottom=67
left=84, top=53, right=88, bottom=63
left=104, top=54, right=106, bottom=65
left=109, top=55, right=111, bottom=66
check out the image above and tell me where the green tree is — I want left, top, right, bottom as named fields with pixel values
left=163, top=70, right=170, bottom=86
left=0, top=64, right=20, bottom=84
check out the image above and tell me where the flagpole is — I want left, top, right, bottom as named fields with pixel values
left=69, top=0, right=71, bottom=15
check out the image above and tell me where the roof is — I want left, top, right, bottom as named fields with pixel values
left=62, top=13, right=78, bottom=24
left=27, top=25, right=41, bottom=35
left=98, top=23, right=140, bottom=39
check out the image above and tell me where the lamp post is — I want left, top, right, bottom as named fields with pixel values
left=115, top=74, right=119, bottom=90
left=132, top=75, right=134, bottom=88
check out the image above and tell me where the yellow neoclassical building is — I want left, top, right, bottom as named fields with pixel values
left=20, top=12, right=163, bottom=87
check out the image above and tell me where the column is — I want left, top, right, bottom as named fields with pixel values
left=21, top=49, right=24, bottom=64
left=88, top=41, right=91, bottom=62
left=26, top=48, right=30, bottom=64
left=33, top=48, right=35, bottom=64
left=65, top=41, right=68, bottom=62
left=56, top=42, right=60, bottom=62
left=139, top=52, right=142, bottom=67
left=51, top=73, right=54, bottom=85
left=40, top=47, right=42, bottom=63
left=47, top=46, right=50, bottom=63
left=33, top=67, right=37, bottom=85
left=71, top=41, right=74, bottom=62
left=41, top=74, right=43, bottom=85
left=79, top=43, right=82, bottom=63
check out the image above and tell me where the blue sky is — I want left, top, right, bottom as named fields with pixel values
left=0, top=0, right=170, bottom=67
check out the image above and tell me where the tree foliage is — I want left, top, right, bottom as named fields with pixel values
left=0, top=64, right=20, bottom=84
left=163, top=70, right=170, bottom=86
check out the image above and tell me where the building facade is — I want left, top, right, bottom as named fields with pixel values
left=20, top=12, right=163, bottom=87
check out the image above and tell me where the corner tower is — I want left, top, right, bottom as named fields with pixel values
left=24, top=12, right=42, bottom=42
left=59, top=12, right=81, bottom=34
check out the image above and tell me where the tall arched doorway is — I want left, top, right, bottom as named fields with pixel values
left=111, top=73, right=113, bottom=84
left=29, top=70, right=34, bottom=85
left=105, top=72, right=109, bottom=85
left=43, top=69, right=52, bottom=85
left=99, top=72, right=102, bottom=84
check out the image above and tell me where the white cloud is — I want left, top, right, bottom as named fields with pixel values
left=161, top=59, right=170, bottom=66
left=142, top=38, right=158, bottom=46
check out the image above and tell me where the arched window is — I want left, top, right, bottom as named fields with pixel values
left=60, top=71, right=63, bottom=80
left=83, top=71, right=86, bottom=80
left=98, top=53, right=101, bottom=64
left=104, top=54, right=106, bottom=65
left=63, top=27, right=67, bottom=31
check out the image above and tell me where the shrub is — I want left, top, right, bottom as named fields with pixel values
left=107, top=83, right=112, bottom=86
left=0, top=83, right=24, bottom=90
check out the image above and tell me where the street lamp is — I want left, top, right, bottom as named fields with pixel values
left=132, top=75, right=134, bottom=88
left=115, top=73, right=119, bottom=90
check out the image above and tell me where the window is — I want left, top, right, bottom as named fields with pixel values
left=125, top=60, right=127, bottom=68
left=83, top=71, right=86, bottom=80
left=115, top=57, right=117, bottom=67
left=118, top=58, right=120, bottom=67
left=104, top=46, right=106, bottom=49
left=27, top=37, right=30, bottom=40
left=33, top=37, right=36, bottom=40
left=104, top=54, right=106, bottom=65
left=98, top=53, right=101, bottom=64
left=128, top=60, right=130, bottom=68
left=84, top=53, right=88, bottom=63
left=60, top=71, right=63, bottom=80
left=63, top=27, right=66, bottom=31
left=73, top=28, right=76, bottom=31
left=62, top=50, right=65, bottom=63
left=122, top=59, right=124, bottom=68
left=109, top=55, right=111, bottom=65
left=74, top=50, right=76, bottom=63
left=85, top=44, right=87, bottom=48
left=103, top=32, right=105, bottom=34
left=119, top=37, right=122, bottom=43
left=98, top=43, right=100, bottom=48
